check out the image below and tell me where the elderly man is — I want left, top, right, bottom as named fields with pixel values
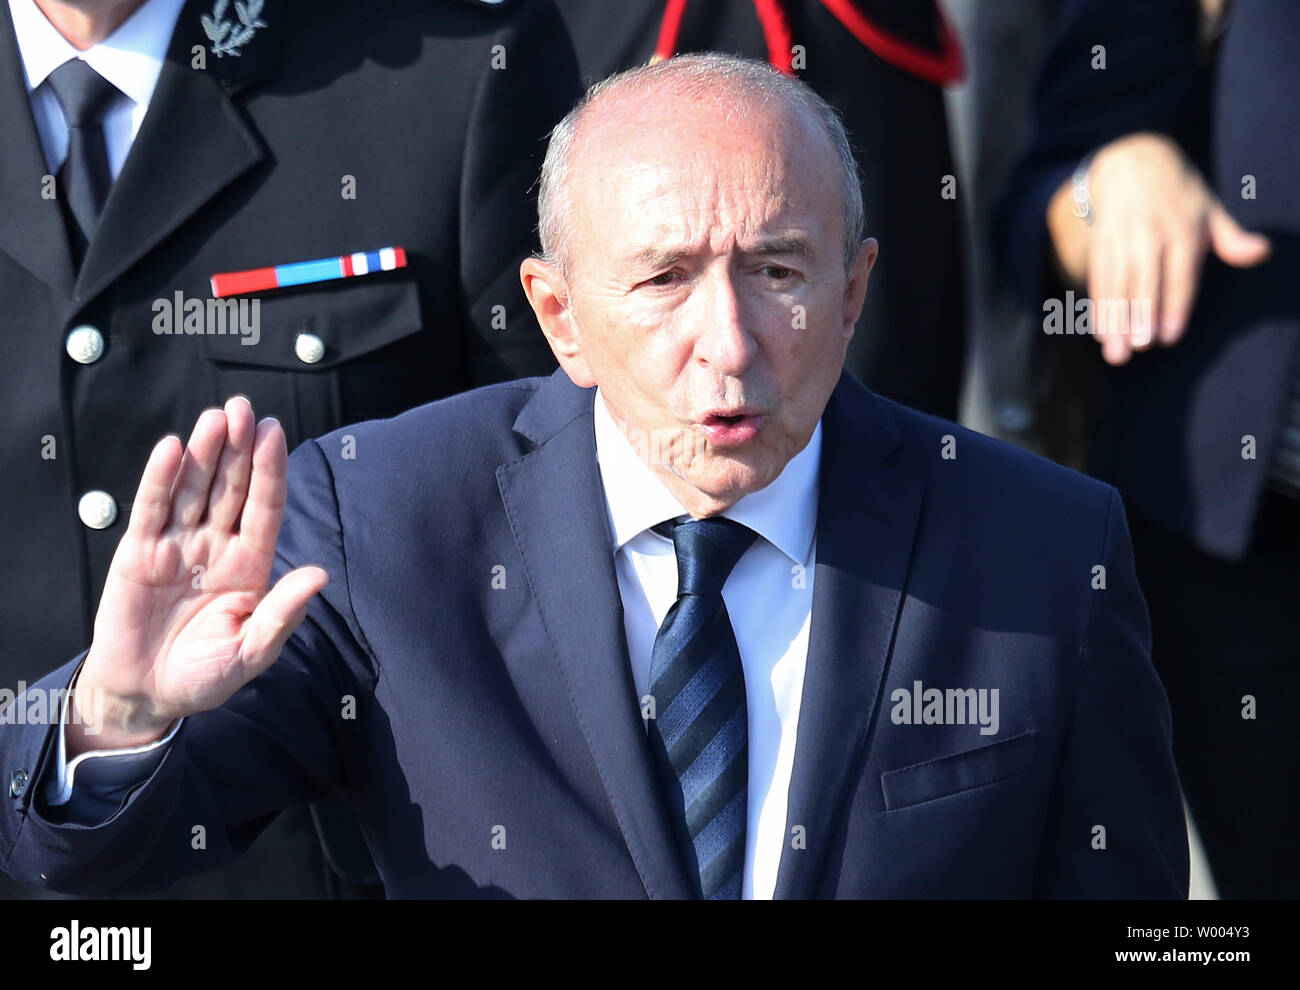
left=0, top=54, right=1187, bottom=899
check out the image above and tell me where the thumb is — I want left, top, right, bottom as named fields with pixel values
left=238, top=565, right=330, bottom=675
left=1208, top=201, right=1271, bottom=268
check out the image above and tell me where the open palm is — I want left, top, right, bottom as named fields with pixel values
left=78, top=397, right=328, bottom=746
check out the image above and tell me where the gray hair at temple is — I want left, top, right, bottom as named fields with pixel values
left=536, top=52, right=866, bottom=276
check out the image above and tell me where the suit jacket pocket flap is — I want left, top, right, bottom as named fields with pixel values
left=881, top=729, right=1036, bottom=811
left=198, top=277, right=421, bottom=369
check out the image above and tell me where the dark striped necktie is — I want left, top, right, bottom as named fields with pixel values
left=646, top=515, right=756, bottom=899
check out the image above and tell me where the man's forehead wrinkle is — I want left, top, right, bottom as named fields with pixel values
left=617, top=182, right=819, bottom=264
left=564, top=80, right=839, bottom=275
left=622, top=166, right=794, bottom=222
left=626, top=224, right=815, bottom=267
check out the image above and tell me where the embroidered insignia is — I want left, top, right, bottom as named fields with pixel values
left=201, top=0, right=266, bottom=58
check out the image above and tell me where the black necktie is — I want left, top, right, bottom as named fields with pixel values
left=46, top=59, right=121, bottom=263
left=646, top=515, right=757, bottom=899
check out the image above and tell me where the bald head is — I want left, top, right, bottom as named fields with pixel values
left=519, top=52, right=878, bottom=519
left=536, top=53, right=865, bottom=276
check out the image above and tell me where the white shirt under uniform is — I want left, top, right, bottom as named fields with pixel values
left=8, top=0, right=186, bottom=180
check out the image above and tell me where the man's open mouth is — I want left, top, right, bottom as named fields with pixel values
left=699, top=412, right=765, bottom=446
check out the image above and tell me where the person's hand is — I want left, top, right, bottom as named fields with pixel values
left=1048, top=132, right=1272, bottom=365
left=67, top=397, right=329, bottom=757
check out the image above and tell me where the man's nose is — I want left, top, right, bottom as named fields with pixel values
left=690, top=267, right=758, bottom=376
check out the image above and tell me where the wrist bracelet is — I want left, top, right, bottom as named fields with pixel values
left=1071, top=154, right=1096, bottom=225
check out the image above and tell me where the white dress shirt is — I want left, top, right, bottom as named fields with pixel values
left=8, top=0, right=185, bottom=179
left=50, top=388, right=823, bottom=900
left=48, top=665, right=182, bottom=807
left=593, top=389, right=819, bottom=899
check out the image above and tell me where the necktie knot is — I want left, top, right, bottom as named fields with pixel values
left=47, top=59, right=121, bottom=129
left=665, top=516, right=756, bottom=597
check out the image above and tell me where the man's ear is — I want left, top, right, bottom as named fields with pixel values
left=841, top=237, right=879, bottom=337
left=520, top=256, right=596, bottom=387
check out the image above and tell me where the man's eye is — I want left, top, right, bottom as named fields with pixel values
left=644, top=271, right=680, bottom=287
left=761, top=265, right=795, bottom=280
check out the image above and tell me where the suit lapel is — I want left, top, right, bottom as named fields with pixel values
left=497, top=372, right=696, bottom=899
left=774, top=373, right=924, bottom=898
left=71, top=0, right=283, bottom=308
left=0, top=0, right=75, bottom=295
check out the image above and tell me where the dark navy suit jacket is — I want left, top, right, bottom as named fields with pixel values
left=0, top=369, right=1189, bottom=897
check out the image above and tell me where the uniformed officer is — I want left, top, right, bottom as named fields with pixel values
left=553, top=0, right=968, bottom=419
left=0, top=0, right=580, bottom=898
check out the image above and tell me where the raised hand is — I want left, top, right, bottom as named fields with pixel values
left=68, top=396, right=329, bottom=757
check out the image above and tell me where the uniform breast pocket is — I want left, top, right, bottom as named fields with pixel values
left=880, top=730, right=1037, bottom=812
left=198, top=277, right=435, bottom=447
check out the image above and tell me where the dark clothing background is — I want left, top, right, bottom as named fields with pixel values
left=995, top=0, right=1300, bottom=562
left=0, top=0, right=580, bottom=898
left=1131, top=493, right=1300, bottom=899
left=554, top=0, right=967, bottom=420
left=995, top=0, right=1300, bottom=897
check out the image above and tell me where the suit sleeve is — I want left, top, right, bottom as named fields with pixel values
left=458, top=0, right=582, bottom=385
left=0, top=440, right=375, bottom=896
left=1032, top=487, right=1189, bottom=897
left=993, top=0, right=1209, bottom=311
left=42, top=658, right=181, bottom=813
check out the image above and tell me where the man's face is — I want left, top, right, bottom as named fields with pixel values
left=525, top=91, right=876, bottom=516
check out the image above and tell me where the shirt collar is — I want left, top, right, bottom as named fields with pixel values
left=8, top=0, right=185, bottom=109
left=593, top=388, right=821, bottom=566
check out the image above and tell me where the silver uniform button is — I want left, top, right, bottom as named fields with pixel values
left=65, top=324, right=105, bottom=364
left=78, top=490, right=118, bottom=529
left=9, top=769, right=28, bottom=798
left=295, top=332, right=325, bottom=364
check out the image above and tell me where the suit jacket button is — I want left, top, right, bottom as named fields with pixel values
left=78, top=490, right=118, bottom=529
left=9, top=769, right=28, bottom=798
left=295, top=332, right=326, bottom=364
left=65, top=325, right=106, bottom=364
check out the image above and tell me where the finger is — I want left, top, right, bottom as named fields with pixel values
left=1208, top=202, right=1272, bottom=268
left=1105, top=336, right=1133, bottom=365
left=1086, top=242, right=1110, bottom=338
left=1091, top=242, right=1130, bottom=365
left=237, top=565, right=330, bottom=676
left=171, top=408, right=230, bottom=528
left=1159, top=227, right=1203, bottom=345
left=1128, top=237, right=1161, bottom=352
left=125, top=435, right=185, bottom=541
left=207, top=396, right=257, bottom=532
left=239, top=417, right=288, bottom=557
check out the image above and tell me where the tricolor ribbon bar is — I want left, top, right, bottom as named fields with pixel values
left=210, top=246, right=408, bottom=298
